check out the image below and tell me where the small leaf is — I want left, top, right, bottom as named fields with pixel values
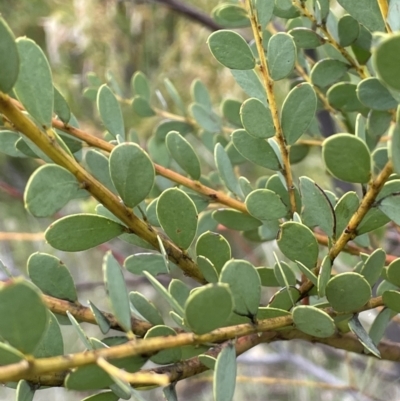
left=360, top=249, right=385, bottom=286
left=231, top=129, right=280, bottom=170
left=389, top=120, right=400, bottom=177
left=240, top=98, right=274, bottom=139
left=268, top=287, right=300, bottom=310
left=81, top=391, right=119, bottom=401
left=33, top=311, right=64, bottom=358
left=131, top=96, right=156, bottom=117
left=157, top=188, right=198, bottom=250
left=337, top=0, right=385, bottom=32
left=382, top=290, right=400, bottom=313
left=318, top=255, right=332, bottom=298
left=219, top=260, right=261, bottom=316
left=0, top=130, right=26, bottom=158
left=144, top=326, right=181, bottom=364
left=255, top=0, right=274, bottom=28
left=293, top=306, right=335, bottom=338
left=45, top=214, right=126, bottom=252
left=295, top=261, right=318, bottom=286
left=214, top=342, right=237, bottom=401
left=357, top=78, right=397, bottom=111
left=196, top=231, right=231, bottom=273
left=28, top=252, right=77, bottom=302
left=221, top=99, right=242, bottom=127
left=97, top=84, right=125, bottom=138
left=154, top=120, right=193, bottom=141
left=299, top=176, right=334, bottom=236
left=103, top=252, right=131, bottom=332
left=54, top=86, right=71, bottom=124
left=0, top=17, right=19, bottom=92
left=109, top=143, right=155, bottom=207
left=67, top=311, right=93, bottom=350
left=169, top=279, right=190, bottom=307
left=335, top=192, right=359, bottom=236
left=230, top=70, right=268, bottom=105
left=348, top=315, right=381, bottom=358
left=207, top=30, right=255, bottom=70
left=24, top=164, right=80, bottom=217
left=14, top=38, right=53, bottom=127
left=212, top=209, right=261, bottom=231
left=310, top=58, right=348, bottom=88
left=327, top=83, right=367, bottom=113
left=164, top=78, right=185, bottom=115
left=89, top=301, right=111, bottom=334
left=197, top=256, right=219, bottom=283
left=322, top=134, right=371, bottom=183
left=338, top=14, right=360, bottom=46
left=191, top=79, right=212, bottom=109
left=277, top=222, right=319, bottom=268
left=215, top=143, right=240, bottom=195
left=326, top=273, right=371, bottom=313
left=369, top=308, right=396, bottom=346
left=212, top=4, right=250, bottom=28
left=184, top=283, right=233, bottom=334
left=131, top=71, right=151, bottom=100
left=190, top=103, right=222, bottom=132
left=0, top=279, right=48, bottom=354
left=166, top=131, right=201, bottom=179
left=281, top=83, right=317, bottom=145
left=245, top=189, right=287, bottom=221
left=288, top=27, right=325, bottom=48
left=16, top=380, right=35, bottom=401
left=267, top=33, right=296, bottom=81
left=85, top=149, right=116, bottom=193
left=125, top=253, right=168, bottom=276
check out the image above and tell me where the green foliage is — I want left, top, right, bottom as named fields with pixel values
left=2, top=1, right=400, bottom=400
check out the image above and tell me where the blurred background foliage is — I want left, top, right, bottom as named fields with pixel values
left=1, top=0, right=400, bottom=400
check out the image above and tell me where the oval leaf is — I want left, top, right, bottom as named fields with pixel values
left=196, top=231, right=231, bottom=273
left=240, top=98, right=274, bottom=139
left=214, top=342, right=237, bottom=401
left=267, top=33, right=296, bottom=81
left=245, top=189, right=287, bottom=221
left=0, top=17, right=19, bottom=93
left=292, top=306, right=335, bottom=338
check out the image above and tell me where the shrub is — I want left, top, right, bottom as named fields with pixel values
left=1, top=1, right=400, bottom=400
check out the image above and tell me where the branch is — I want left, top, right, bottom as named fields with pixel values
left=0, top=92, right=205, bottom=284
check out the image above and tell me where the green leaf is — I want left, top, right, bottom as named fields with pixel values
left=85, top=149, right=116, bottom=193
left=190, top=103, right=222, bottom=132
left=143, top=271, right=184, bottom=316
left=257, top=307, right=291, bottom=319
left=277, top=222, right=319, bottom=268
left=144, top=326, right=181, bottom=364
left=125, top=253, right=168, bottom=276
left=219, top=260, right=261, bottom=316
left=281, top=83, right=317, bottom=145
left=53, top=86, right=71, bottom=124
left=0, top=130, right=26, bottom=158
left=295, top=261, right=318, bottom=286
left=267, top=33, right=296, bottom=81
left=338, top=14, right=360, bottom=47
left=109, top=143, right=155, bottom=207
left=16, top=380, right=35, bottom=401
left=360, top=248, right=385, bottom=287
left=207, top=30, right=255, bottom=70
left=81, top=391, right=119, bottom=401
left=255, top=0, right=274, bottom=28
left=45, top=214, right=126, bottom=252
left=103, top=251, right=131, bottom=332
left=131, top=71, right=151, bottom=100
left=212, top=4, right=250, bottom=28
left=89, top=301, right=111, bottom=334
left=166, top=131, right=201, bottom=179
left=386, top=258, right=400, bottom=286
left=157, top=188, right=198, bottom=250
left=389, top=120, right=400, bottom=176
left=327, top=83, right=367, bottom=112
left=97, top=84, right=125, bottom=138
left=230, top=70, right=268, bottom=105
left=0, top=17, right=19, bottom=93
left=28, top=252, right=77, bottom=302
left=191, top=79, right=212, bottom=109
left=67, top=311, right=93, bottom=350
left=245, top=189, right=287, bottom=221
left=14, top=38, right=53, bottom=127
left=33, top=311, right=64, bottom=358
left=337, top=0, right=385, bottom=32
left=231, top=129, right=280, bottom=170
left=310, top=58, right=348, bottom=88
left=154, top=120, right=193, bottom=141
left=326, top=273, right=371, bottom=313
left=348, top=315, right=381, bottom=358
left=273, top=0, right=300, bottom=18
left=24, top=164, right=80, bottom=217
left=215, top=143, right=240, bottom=195
left=184, top=283, right=233, bottom=334
left=131, top=96, right=156, bottom=117
left=0, top=342, right=24, bottom=366
left=212, top=209, right=261, bottom=231
left=288, top=28, right=325, bottom=48
left=322, top=134, right=371, bottom=183
left=357, top=78, right=398, bottom=111
left=221, top=99, right=242, bottom=127
left=299, top=176, right=334, bottom=236
left=240, top=98, right=274, bottom=139
left=382, top=290, right=400, bottom=313
left=169, top=279, right=190, bottom=307
left=197, top=256, right=219, bottom=283
left=0, top=279, right=48, bottom=354
left=292, top=306, right=335, bottom=338
left=369, top=308, right=396, bottom=346
left=268, top=287, right=300, bottom=310
left=196, top=231, right=231, bottom=273
left=318, top=255, right=332, bottom=298
left=388, top=0, right=400, bottom=31
left=273, top=261, right=296, bottom=287
left=164, top=78, right=185, bottom=115
left=214, top=342, right=237, bottom=401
